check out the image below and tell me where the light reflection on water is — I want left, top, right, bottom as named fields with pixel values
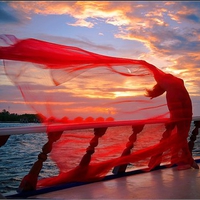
left=0, top=122, right=199, bottom=195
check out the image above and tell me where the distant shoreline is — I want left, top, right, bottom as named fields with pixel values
left=0, top=109, right=40, bottom=123
left=0, top=121, right=40, bottom=123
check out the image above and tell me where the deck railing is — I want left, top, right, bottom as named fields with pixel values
left=0, top=117, right=199, bottom=193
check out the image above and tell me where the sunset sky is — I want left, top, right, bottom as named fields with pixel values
left=0, top=1, right=200, bottom=120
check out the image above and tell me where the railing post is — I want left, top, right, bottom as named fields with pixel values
left=148, top=123, right=175, bottom=170
left=18, top=131, right=63, bottom=192
left=112, top=124, right=144, bottom=174
left=188, top=120, right=200, bottom=153
left=0, top=135, right=10, bottom=147
left=79, top=127, right=107, bottom=167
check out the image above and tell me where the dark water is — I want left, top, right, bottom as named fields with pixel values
left=0, top=123, right=59, bottom=195
left=0, top=122, right=199, bottom=195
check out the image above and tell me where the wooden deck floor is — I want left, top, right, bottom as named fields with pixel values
left=29, top=164, right=200, bottom=199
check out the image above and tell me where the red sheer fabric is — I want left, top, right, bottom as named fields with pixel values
left=0, top=35, right=195, bottom=189
left=0, top=35, right=169, bottom=121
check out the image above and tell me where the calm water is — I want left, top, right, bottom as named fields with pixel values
left=0, top=122, right=200, bottom=195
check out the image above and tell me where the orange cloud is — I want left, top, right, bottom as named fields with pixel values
left=62, top=70, right=146, bottom=99
left=67, top=19, right=94, bottom=28
left=64, top=106, right=117, bottom=115
left=8, top=1, right=132, bottom=28
left=163, top=53, right=200, bottom=96
left=168, top=4, right=200, bottom=24
left=6, top=1, right=200, bottom=100
left=0, top=100, right=74, bottom=106
left=9, top=2, right=73, bottom=15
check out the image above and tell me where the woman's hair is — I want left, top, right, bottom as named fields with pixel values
left=145, top=83, right=165, bottom=99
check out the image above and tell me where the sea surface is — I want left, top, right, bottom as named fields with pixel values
left=0, top=122, right=200, bottom=195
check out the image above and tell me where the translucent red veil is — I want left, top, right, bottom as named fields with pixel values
left=0, top=35, right=196, bottom=189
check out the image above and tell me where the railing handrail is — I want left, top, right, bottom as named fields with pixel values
left=0, top=118, right=171, bottom=136
left=1, top=116, right=199, bottom=193
left=1, top=116, right=200, bottom=136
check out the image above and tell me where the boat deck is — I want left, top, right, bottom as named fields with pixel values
left=26, top=163, right=200, bottom=199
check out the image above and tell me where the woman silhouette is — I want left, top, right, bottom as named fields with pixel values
left=144, top=62, right=198, bottom=169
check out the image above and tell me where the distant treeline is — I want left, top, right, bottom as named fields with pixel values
left=0, top=109, right=40, bottom=123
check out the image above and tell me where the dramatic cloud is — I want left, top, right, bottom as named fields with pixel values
left=0, top=2, right=20, bottom=23
left=168, top=2, right=200, bottom=24
left=1, top=1, right=200, bottom=115
left=0, top=2, right=29, bottom=24
left=8, top=2, right=200, bottom=55
left=6, top=2, right=200, bottom=62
